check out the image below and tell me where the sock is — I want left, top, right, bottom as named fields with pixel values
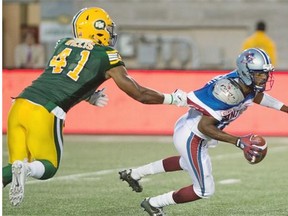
left=162, top=156, right=182, bottom=172
left=28, top=161, right=45, bottom=179
left=131, top=160, right=165, bottom=180
left=149, top=191, right=176, bottom=208
left=38, top=159, right=58, bottom=180
left=2, top=164, right=12, bottom=187
left=172, top=185, right=201, bottom=203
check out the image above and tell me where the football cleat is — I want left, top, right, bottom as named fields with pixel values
left=9, top=160, right=30, bottom=206
left=141, top=198, right=166, bottom=216
left=119, top=169, right=143, bottom=192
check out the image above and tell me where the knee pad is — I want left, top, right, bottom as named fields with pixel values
left=193, top=183, right=215, bottom=198
left=179, top=157, right=188, bottom=171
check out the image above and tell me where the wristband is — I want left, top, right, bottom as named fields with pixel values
left=260, top=93, right=284, bottom=110
left=236, top=138, right=245, bottom=149
left=163, top=94, right=173, bottom=104
left=236, top=138, right=241, bottom=148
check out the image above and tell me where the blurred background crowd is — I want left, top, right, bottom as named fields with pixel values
left=2, top=0, right=288, bottom=70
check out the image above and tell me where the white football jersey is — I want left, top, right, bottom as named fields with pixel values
left=186, top=70, right=256, bottom=134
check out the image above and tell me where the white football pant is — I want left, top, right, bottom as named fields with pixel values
left=173, top=113, right=215, bottom=198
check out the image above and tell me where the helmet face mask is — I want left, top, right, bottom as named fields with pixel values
left=106, top=23, right=117, bottom=46
left=252, top=71, right=274, bottom=92
left=236, top=48, right=274, bottom=92
left=72, top=7, right=117, bottom=46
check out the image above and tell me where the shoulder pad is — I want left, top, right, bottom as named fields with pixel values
left=212, top=78, right=244, bottom=105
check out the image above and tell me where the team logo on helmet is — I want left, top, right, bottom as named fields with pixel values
left=94, top=20, right=106, bottom=30
left=241, top=53, right=255, bottom=64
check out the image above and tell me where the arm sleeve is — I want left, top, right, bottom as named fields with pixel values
left=259, top=93, right=284, bottom=110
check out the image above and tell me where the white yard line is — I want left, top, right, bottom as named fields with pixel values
left=26, top=169, right=116, bottom=184
left=218, top=179, right=241, bottom=185
left=26, top=168, right=151, bottom=185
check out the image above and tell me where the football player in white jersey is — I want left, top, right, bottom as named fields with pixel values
left=119, top=48, right=288, bottom=216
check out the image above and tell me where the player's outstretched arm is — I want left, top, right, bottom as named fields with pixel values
left=106, top=66, right=187, bottom=106
left=254, top=92, right=288, bottom=113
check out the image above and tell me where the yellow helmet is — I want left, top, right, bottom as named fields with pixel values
left=72, top=7, right=117, bottom=46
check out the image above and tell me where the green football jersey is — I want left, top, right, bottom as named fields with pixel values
left=19, top=38, right=124, bottom=112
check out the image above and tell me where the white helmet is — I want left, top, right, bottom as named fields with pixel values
left=236, top=48, right=274, bottom=92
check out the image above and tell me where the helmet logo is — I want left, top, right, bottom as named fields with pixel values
left=94, top=20, right=106, bottom=30
left=241, top=53, right=255, bottom=64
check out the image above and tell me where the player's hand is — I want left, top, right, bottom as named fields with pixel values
left=171, top=89, right=188, bottom=107
left=86, top=88, right=109, bottom=107
left=236, top=134, right=262, bottom=159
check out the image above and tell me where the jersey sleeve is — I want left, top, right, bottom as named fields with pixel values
left=105, top=47, right=125, bottom=69
left=187, top=91, right=223, bottom=121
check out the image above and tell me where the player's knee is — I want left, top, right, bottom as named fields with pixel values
left=38, top=160, right=58, bottom=180
left=179, top=157, right=188, bottom=171
left=194, top=183, right=215, bottom=198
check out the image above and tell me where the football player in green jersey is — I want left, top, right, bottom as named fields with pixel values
left=2, top=7, right=187, bottom=206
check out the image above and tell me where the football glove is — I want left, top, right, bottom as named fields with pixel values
left=164, top=89, right=187, bottom=107
left=86, top=88, right=109, bottom=107
left=173, top=89, right=188, bottom=107
left=236, top=134, right=262, bottom=160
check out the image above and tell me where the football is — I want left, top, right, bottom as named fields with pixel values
left=244, top=135, right=268, bottom=164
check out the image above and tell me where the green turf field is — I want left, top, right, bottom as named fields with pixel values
left=2, top=135, right=288, bottom=216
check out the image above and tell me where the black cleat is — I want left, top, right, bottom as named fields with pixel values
left=141, top=198, right=166, bottom=216
left=119, top=169, right=143, bottom=192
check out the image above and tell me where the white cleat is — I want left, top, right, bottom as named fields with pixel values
left=9, top=160, right=30, bottom=206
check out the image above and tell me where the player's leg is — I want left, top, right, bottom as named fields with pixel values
left=3, top=99, right=35, bottom=206
left=7, top=99, right=64, bottom=206
left=26, top=101, right=64, bottom=180
left=172, top=113, right=215, bottom=199
left=119, top=119, right=186, bottom=192
left=173, top=128, right=215, bottom=200
left=120, top=158, right=164, bottom=193
left=119, top=155, right=183, bottom=192
left=141, top=119, right=215, bottom=215
left=2, top=100, right=29, bottom=188
left=120, top=156, right=181, bottom=180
